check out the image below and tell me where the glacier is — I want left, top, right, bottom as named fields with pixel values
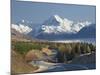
left=41, top=15, right=91, bottom=34
left=11, top=15, right=92, bottom=36
left=12, top=23, right=32, bottom=34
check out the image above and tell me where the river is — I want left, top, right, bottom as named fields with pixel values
left=30, top=61, right=95, bottom=73
left=40, top=63, right=95, bottom=72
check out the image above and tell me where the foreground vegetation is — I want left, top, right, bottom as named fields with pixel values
left=11, top=40, right=96, bottom=74
left=12, top=41, right=96, bottom=63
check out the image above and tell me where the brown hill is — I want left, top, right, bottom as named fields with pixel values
left=11, top=50, right=38, bottom=74
left=11, top=28, right=32, bottom=42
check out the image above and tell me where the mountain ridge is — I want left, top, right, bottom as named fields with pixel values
left=11, top=15, right=95, bottom=40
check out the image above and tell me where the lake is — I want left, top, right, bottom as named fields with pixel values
left=50, top=38, right=96, bottom=45
left=41, top=63, right=96, bottom=73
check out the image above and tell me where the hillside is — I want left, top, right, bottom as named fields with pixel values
left=11, top=50, right=38, bottom=74
left=11, top=28, right=30, bottom=41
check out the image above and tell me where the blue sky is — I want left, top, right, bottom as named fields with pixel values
left=11, top=0, right=96, bottom=24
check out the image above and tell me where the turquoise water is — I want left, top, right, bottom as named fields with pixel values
left=41, top=63, right=96, bottom=72
left=51, top=38, right=96, bottom=45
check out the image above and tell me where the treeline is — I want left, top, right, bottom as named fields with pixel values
left=12, top=41, right=96, bottom=62
left=56, top=43, right=95, bottom=62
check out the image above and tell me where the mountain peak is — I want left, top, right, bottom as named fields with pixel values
left=82, top=21, right=91, bottom=26
left=12, top=23, right=32, bottom=34
left=41, top=15, right=93, bottom=34
left=53, top=14, right=61, bottom=19
left=43, top=15, right=62, bottom=26
left=53, top=15, right=63, bottom=23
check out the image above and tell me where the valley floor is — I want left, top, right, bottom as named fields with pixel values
left=29, top=53, right=96, bottom=73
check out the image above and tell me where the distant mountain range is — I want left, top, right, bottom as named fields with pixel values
left=11, top=28, right=28, bottom=40
left=11, top=15, right=96, bottom=41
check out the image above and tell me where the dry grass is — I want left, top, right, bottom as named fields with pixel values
left=11, top=50, right=38, bottom=74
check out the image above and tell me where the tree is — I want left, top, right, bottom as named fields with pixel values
left=58, top=44, right=72, bottom=63
left=80, top=43, right=87, bottom=54
left=89, top=44, right=96, bottom=52
left=65, top=44, right=72, bottom=54
left=74, top=44, right=81, bottom=56
left=58, top=45, right=67, bottom=62
left=86, top=45, right=91, bottom=53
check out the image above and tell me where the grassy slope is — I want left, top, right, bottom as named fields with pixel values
left=11, top=50, right=38, bottom=74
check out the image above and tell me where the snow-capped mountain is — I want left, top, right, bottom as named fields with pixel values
left=11, top=20, right=32, bottom=34
left=27, top=15, right=95, bottom=40
left=72, top=21, right=92, bottom=32
left=76, top=24, right=96, bottom=38
left=11, top=15, right=95, bottom=40
left=41, top=15, right=91, bottom=34
left=34, top=23, right=96, bottom=40
left=42, top=15, right=63, bottom=26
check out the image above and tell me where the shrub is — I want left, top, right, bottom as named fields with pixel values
left=13, top=42, right=42, bottom=55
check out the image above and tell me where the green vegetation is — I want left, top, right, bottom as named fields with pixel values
left=13, top=41, right=43, bottom=55
left=11, top=40, right=96, bottom=74
left=12, top=41, right=96, bottom=63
